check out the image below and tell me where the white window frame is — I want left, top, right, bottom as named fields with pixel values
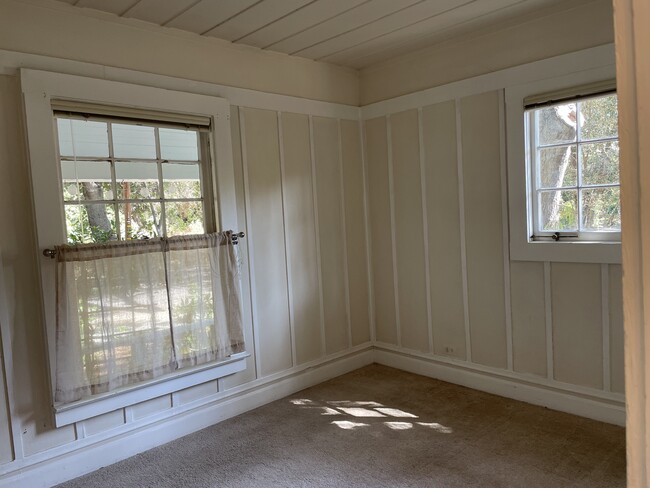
left=21, top=69, right=248, bottom=427
left=505, top=64, right=622, bottom=264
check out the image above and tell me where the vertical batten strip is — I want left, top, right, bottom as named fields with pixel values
left=0, top=253, right=24, bottom=461
left=417, top=108, right=434, bottom=354
left=277, top=112, right=297, bottom=367
left=602, top=263, right=611, bottom=391
left=309, top=115, right=327, bottom=357
left=498, top=90, right=514, bottom=371
left=455, top=99, right=472, bottom=362
left=359, top=119, right=376, bottom=343
left=337, top=120, right=353, bottom=348
left=544, top=261, right=554, bottom=380
left=238, top=108, right=262, bottom=379
left=386, top=115, right=402, bottom=347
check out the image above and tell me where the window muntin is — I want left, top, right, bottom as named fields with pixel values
left=55, top=114, right=215, bottom=244
left=527, top=92, right=620, bottom=240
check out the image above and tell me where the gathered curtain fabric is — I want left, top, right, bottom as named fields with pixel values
left=55, top=232, right=245, bottom=404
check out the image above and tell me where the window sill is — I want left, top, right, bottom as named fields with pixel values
left=510, top=239, right=621, bottom=264
left=53, top=352, right=249, bottom=427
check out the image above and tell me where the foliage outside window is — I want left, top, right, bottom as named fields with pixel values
left=527, top=93, right=620, bottom=241
left=56, top=115, right=213, bottom=244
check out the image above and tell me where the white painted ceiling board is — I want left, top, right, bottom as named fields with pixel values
left=204, top=0, right=314, bottom=42
left=49, top=0, right=579, bottom=69
left=267, top=0, right=422, bottom=54
left=165, top=0, right=258, bottom=33
left=297, top=0, right=476, bottom=59
left=75, top=0, right=140, bottom=15
left=238, top=0, right=367, bottom=49
left=123, top=0, right=200, bottom=26
left=324, top=0, right=532, bottom=66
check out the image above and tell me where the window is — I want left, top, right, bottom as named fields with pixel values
left=21, top=69, right=246, bottom=426
left=526, top=93, right=620, bottom=241
left=55, top=113, right=215, bottom=243
left=505, top=64, right=621, bottom=264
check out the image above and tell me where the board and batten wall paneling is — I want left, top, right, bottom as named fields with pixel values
left=551, top=263, right=603, bottom=389
left=240, top=107, right=293, bottom=376
left=365, top=117, right=398, bottom=345
left=340, top=119, right=371, bottom=346
left=608, top=264, right=625, bottom=394
left=459, top=91, right=507, bottom=369
left=389, top=110, right=429, bottom=352
left=222, top=106, right=258, bottom=389
left=421, top=100, right=466, bottom=359
left=280, top=112, right=323, bottom=364
left=312, top=116, right=349, bottom=355
left=510, top=261, right=547, bottom=377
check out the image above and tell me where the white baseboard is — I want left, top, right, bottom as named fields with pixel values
left=374, top=348, right=625, bottom=427
left=0, top=348, right=374, bottom=488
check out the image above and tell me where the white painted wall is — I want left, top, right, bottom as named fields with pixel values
left=0, top=59, right=370, bottom=488
left=0, top=0, right=359, bottom=105
left=362, top=47, right=625, bottom=432
left=359, top=0, right=614, bottom=104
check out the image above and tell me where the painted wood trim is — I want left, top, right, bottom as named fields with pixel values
left=385, top=115, right=401, bottom=347
left=544, top=262, right=554, bottom=380
left=0, top=253, right=24, bottom=461
left=359, top=120, right=376, bottom=343
left=276, top=112, right=297, bottom=368
left=498, top=90, right=514, bottom=371
left=417, top=108, right=434, bottom=354
left=454, top=100, right=472, bottom=362
left=308, top=116, right=327, bottom=358
left=601, top=264, right=611, bottom=392
left=238, top=108, right=263, bottom=380
left=337, top=120, right=353, bottom=348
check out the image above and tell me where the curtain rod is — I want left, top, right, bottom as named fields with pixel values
left=42, top=231, right=245, bottom=259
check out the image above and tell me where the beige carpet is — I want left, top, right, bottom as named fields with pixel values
left=57, top=365, right=626, bottom=488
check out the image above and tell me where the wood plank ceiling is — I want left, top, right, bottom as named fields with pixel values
left=55, top=0, right=568, bottom=69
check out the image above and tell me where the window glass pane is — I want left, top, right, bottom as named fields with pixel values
left=112, top=124, right=156, bottom=159
left=65, top=203, right=117, bottom=244
left=159, top=128, right=199, bottom=161
left=116, top=162, right=160, bottom=199
left=163, top=163, right=201, bottom=199
left=539, top=189, right=577, bottom=231
left=119, top=202, right=162, bottom=240
left=535, top=104, right=577, bottom=146
left=165, top=201, right=205, bottom=237
left=57, top=119, right=109, bottom=158
left=581, top=187, right=621, bottom=231
left=61, top=161, right=113, bottom=201
left=580, top=94, right=618, bottom=141
left=580, top=141, right=619, bottom=185
left=538, top=145, right=577, bottom=188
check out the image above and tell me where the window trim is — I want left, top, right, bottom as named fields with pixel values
left=21, top=69, right=246, bottom=426
left=505, top=64, right=622, bottom=263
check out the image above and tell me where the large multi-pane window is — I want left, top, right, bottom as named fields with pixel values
left=526, top=92, right=620, bottom=241
left=55, top=114, right=215, bottom=244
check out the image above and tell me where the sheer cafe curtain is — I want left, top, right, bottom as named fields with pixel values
left=55, top=232, right=245, bottom=404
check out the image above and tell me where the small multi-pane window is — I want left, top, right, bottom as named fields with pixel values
left=527, top=92, right=620, bottom=240
left=55, top=114, right=215, bottom=244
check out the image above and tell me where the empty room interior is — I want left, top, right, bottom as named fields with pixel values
left=1, top=0, right=649, bottom=486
